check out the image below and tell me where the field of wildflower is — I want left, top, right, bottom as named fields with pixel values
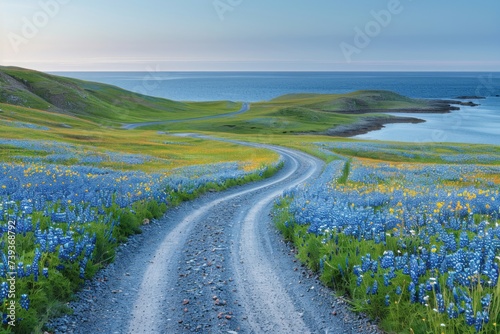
left=275, top=141, right=500, bottom=333
left=0, top=113, right=280, bottom=332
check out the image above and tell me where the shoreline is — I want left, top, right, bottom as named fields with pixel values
left=328, top=99, right=479, bottom=115
left=321, top=99, right=479, bottom=137
left=323, top=116, right=426, bottom=137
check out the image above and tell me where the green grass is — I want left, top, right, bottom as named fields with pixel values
left=320, top=141, right=500, bottom=165
left=0, top=103, right=280, bottom=172
left=1, top=66, right=499, bottom=333
left=0, top=66, right=241, bottom=126
left=143, top=90, right=433, bottom=136
left=267, top=90, right=430, bottom=112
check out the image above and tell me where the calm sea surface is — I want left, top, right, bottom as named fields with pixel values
left=52, top=72, right=500, bottom=145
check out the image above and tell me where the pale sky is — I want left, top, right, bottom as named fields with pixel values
left=1, top=0, right=499, bottom=71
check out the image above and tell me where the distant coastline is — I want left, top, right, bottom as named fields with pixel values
left=52, top=71, right=500, bottom=102
left=323, top=116, right=425, bottom=137
left=321, top=98, right=480, bottom=137
left=354, top=97, right=500, bottom=145
left=2, top=67, right=497, bottom=145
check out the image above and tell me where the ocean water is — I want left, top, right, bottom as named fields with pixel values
left=52, top=71, right=500, bottom=102
left=355, top=97, right=500, bottom=145
left=52, top=71, right=500, bottom=145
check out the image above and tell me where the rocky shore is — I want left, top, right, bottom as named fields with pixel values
left=324, top=98, right=480, bottom=137
left=324, top=116, right=425, bottom=137
left=332, top=99, right=480, bottom=115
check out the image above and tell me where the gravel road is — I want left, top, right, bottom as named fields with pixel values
left=47, top=141, right=380, bottom=334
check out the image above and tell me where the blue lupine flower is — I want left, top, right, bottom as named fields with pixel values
left=408, top=282, right=417, bottom=303
left=356, top=276, right=363, bottom=287
left=446, top=272, right=455, bottom=289
left=5, top=140, right=500, bottom=330
left=465, top=302, right=475, bottom=326
left=380, top=251, right=395, bottom=269
left=475, top=311, right=484, bottom=332
left=481, top=294, right=491, bottom=311
left=418, top=284, right=426, bottom=305
left=436, top=293, right=445, bottom=313
left=483, top=310, right=490, bottom=324
left=361, top=254, right=372, bottom=273
left=383, top=273, right=391, bottom=287
left=459, top=231, right=469, bottom=248
left=17, top=262, right=24, bottom=278
left=20, top=294, right=29, bottom=310
left=429, top=246, right=439, bottom=269
left=447, top=302, right=458, bottom=319
left=353, top=265, right=362, bottom=277
left=409, top=256, right=420, bottom=284
left=0, top=282, right=9, bottom=301
left=371, top=280, right=378, bottom=295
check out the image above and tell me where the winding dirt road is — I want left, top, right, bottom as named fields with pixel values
left=52, top=140, right=379, bottom=334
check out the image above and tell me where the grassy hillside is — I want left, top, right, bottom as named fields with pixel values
left=267, top=90, right=430, bottom=111
left=146, top=90, right=444, bottom=136
left=0, top=66, right=241, bottom=125
left=0, top=102, right=278, bottom=172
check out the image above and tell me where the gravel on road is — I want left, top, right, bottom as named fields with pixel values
left=46, top=142, right=381, bottom=334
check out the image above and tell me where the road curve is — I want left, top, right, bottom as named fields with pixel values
left=230, top=147, right=316, bottom=333
left=49, top=138, right=380, bottom=334
left=121, top=102, right=249, bottom=130
left=129, top=143, right=320, bottom=333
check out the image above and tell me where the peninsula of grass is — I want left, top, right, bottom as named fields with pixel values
left=145, top=90, right=472, bottom=137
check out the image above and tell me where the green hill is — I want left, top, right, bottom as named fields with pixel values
left=267, top=90, right=449, bottom=113
left=0, top=66, right=240, bottom=125
left=151, top=90, right=459, bottom=136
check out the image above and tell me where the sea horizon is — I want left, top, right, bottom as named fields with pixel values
left=51, top=71, right=500, bottom=101
left=47, top=70, right=500, bottom=145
